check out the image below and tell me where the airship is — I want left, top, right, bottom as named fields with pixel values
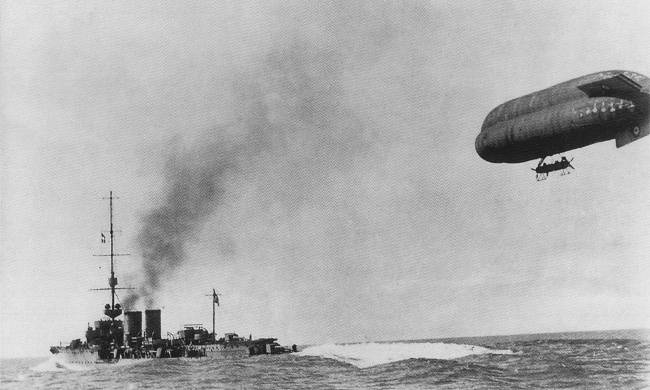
left=475, top=70, right=649, bottom=180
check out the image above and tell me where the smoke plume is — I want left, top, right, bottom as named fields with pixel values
left=123, top=1, right=437, bottom=309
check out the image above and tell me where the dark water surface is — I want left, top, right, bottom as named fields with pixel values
left=2, top=330, right=648, bottom=389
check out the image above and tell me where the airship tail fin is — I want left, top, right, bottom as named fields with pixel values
left=615, top=124, right=649, bottom=148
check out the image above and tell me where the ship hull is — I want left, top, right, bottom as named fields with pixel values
left=184, top=344, right=251, bottom=358
left=49, top=346, right=149, bottom=365
left=50, top=342, right=289, bottom=363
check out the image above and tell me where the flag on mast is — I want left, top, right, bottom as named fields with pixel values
left=213, top=289, right=219, bottom=306
left=101, top=233, right=106, bottom=243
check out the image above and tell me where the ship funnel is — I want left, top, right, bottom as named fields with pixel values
left=124, top=311, right=142, bottom=346
left=145, top=309, right=162, bottom=340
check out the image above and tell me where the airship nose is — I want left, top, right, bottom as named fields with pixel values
left=475, top=131, right=498, bottom=162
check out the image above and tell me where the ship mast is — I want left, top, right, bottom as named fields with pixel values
left=109, top=191, right=117, bottom=310
left=93, top=191, right=129, bottom=319
left=206, top=289, right=220, bottom=342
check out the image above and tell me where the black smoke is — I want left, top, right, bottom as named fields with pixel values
left=122, top=1, right=436, bottom=309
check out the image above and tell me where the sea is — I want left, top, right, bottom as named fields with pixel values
left=1, top=329, right=649, bottom=389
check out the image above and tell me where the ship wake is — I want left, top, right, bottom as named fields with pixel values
left=297, top=342, right=516, bottom=368
left=31, top=356, right=93, bottom=372
left=31, top=355, right=150, bottom=372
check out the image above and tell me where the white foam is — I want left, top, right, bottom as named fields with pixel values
left=31, top=356, right=93, bottom=372
left=30, top=355, right=150, bottom=372
left=297, top=342, right=515, bottom=368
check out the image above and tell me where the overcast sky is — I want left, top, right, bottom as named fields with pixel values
left=2, top=0, right=649, bottom=358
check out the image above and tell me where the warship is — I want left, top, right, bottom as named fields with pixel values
left=49, top=192, right=296, bottom=364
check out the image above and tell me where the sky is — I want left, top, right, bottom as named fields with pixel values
left=1, top=0, right=649, bottom=358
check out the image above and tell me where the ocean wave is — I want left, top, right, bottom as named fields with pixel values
left=297, top=342, right=516, bottom=368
